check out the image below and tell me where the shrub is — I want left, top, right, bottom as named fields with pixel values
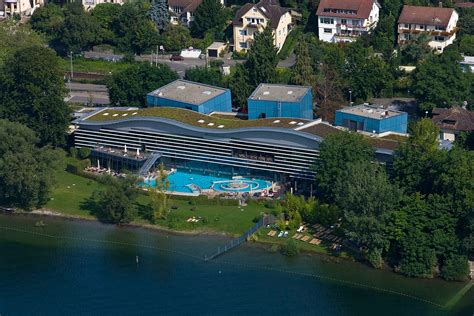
left=78, top=147, right=91, bottom=159
left=190, top=206, right=197, bottom=211
left=441, top=255, right=469, bottom=281
left=280, top=239, right=300, bottom=257
left=69, top=147, right=78, bottom=158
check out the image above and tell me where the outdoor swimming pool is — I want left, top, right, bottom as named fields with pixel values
left=142, top=170, right=272, bottom=194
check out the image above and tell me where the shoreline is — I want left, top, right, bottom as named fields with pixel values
left=6, top=209, right=350, bottom=260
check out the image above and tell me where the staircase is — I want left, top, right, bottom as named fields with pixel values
left=138, top=152, right=162, bottom=177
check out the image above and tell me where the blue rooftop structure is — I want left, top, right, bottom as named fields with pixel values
left=247, top=84, right=313, bottom=120
left=146, top=79, right=232, bottom=114
left=335, top=104, right=408, bottom=134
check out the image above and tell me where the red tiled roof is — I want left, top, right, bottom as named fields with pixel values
left=398, top=5, right=456, bottom=27
left=432, top=107, right=474, bottom=132
left=233, top=0, right=289, bottom=29
left=455, top=2, right=474, bottom=8
left=316, top=0, right=377, bottom=19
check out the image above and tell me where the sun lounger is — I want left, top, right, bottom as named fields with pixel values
left=309, top=238, right=321, bottom=245
left=267, top=230, right=277, bottom=237
left=292, top=234, right=300, bottom=239
left=301, top=236, right=311, bottom=242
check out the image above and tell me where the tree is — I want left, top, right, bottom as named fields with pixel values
left=441, top=254, right=470, bottom=281
left=150, top=164, right=170, bottom=220
left=111, top=2, right=160, bottom=55
left=91, top=3, right=123, bottom=43
left=30, top=3, right=65, bottom=38
left=245, top=25, right=278, bottom=87
left=344, top=43, right=393, bottom=101
left=184, top=66, right=224, bottom=87
left=412, top=50, right=472, bottom=111
left=335, top=161, right=400, bottom=268
left=149, top=0, right=169, bottom=31
left=399, top=33, right=432, bottom=64
left=0, top=120, right=63, bottom=210
left=95, top=176, right=138, bottom=224
left=54, top=2, right=102, bottom=55
left=459, top=35, right=474, bottom=56
left=107, top=62, right=178, bottom=107
left=290, top=40, right=315, bottom=86
left=162, top=25, right=192, bottom=52
left=190, top=0, right=225, bottom=38
left=455, top=131, right=474, bottom=150
left=313, top=132, right=373, bottom=203
left=0, top=46, right=69, bottom=147
left=0, top=20, right=45, bottom=67
left=227, top=64, right=252, bottom=111
left=315, top=63, right=345, bottom=122
left=392, top=118, right=440, bottom=194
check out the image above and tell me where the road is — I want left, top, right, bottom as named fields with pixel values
left=65, top=82, right=109, bottom=105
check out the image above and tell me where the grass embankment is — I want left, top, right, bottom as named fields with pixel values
left=278, top=26, right=302, bottom=60
left=45, top=167, right=264, bottom=235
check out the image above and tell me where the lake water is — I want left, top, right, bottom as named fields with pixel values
left=0, top=214, right=472, bottom=315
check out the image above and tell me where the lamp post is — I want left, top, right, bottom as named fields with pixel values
left=69, top=51, right=74, bottom=79
left=349, top=89, right=352, bottom=105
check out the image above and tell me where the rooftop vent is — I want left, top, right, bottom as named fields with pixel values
left=198, top=119, right=205, bottom=123
left=113, top=114, right=119, bottom=117
left=217, top=125, right=224, bottom=128
left=297, top=122, right=304, bottom=126
left=122, top=113, right=128, bottom=117
left=287, top=91, right=293, bottom=95
left=208, top=122, right=215, bottom=126
left=273, top=120, right=281, bottom=123
left=102, top=113, right=109, bottom=116
left=289, top=121, right=297, bottom=125
left=132, top=112, right=138, bottom=115
left=202, top=91, right=211, bottom=95
left=177, top=85, right=186, bottom=90
left=263, top=91, right=270, bottom=95
left=158, top=92, right=163, bottom=96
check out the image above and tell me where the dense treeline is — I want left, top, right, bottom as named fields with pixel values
left=284, top=119, right=473, bottom=280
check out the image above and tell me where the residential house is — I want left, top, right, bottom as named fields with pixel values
left=232, top=0, right=292, bottom=52
left=168, top=0, right=201, bottom=26
left=0, top=0, right=43, bottom=17
left=397, top=5, right=459, bottom=53
left=431, top=106, right=474, bottom=141
left=82, top=0, right=123, bottom=11
left=316, top=0, right=380, bottom=43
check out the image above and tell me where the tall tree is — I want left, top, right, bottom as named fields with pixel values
left=336, top=161, right=400, bottom=268
left=190, top=0, right=225, bottom=38
left=290, top=40, right=316, bottom=86
left=91, top=3, right=123, bottom=44
left=392, top=118, right=440, bottom=194
left=412, top=50, right=472, bottom=111
left=313, top=132, right=373, bottom=203
left=0, top=46, right=69, bottom=146
left=107, top=62, right=178, bottom=107
left=245, top=25, right=278, bottom=87
left=315, top=63, right=345, bottom=122
left=0, top=20, right=44, bottom=67
left=149, top=0, right=169, bottom=31
left=54, top=2, right=102, bottom=55
left=30, top=3, right=65, bottom=38
left=0, top=120, right=63, bottom=209
left=227, top=64, right=252, bottom=111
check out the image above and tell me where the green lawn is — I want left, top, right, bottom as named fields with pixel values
left=59, top=58, right=133, bottom=75
left=45, top=168, right=264, bottom=235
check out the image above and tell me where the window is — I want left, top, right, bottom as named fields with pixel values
left=352, top=19, right=362, bottom=26
left=239, top=42, right=248, bottom=49
left=324, top=28, right=332, bottom=33
left=419, top=25, right=424, bottom=30
left=239, top=29, right=247, bottom=36
left=435, top=25, right=445, bottom=31
left=341, top=19, right=347, bottom=25
left=320, top=18, right=334, bottom=24
left=435, top=36, right=445, bottom=41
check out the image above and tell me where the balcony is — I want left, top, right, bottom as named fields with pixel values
left=4, top=0, right=17, bottom=3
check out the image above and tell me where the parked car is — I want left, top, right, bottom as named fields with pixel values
left=170, top=54, right=184, bottom=61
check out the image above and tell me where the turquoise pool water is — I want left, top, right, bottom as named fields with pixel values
left=142, top=170, right=272, bottom=193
